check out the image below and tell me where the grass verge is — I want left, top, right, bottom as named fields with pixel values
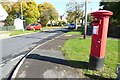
left=0, top=26, right=61, bottom=38
left=9, top=30, right=40, bottom=36
left=66, top=28, right=84, bottom=35
left=1, top=27, right=47, bottom=36
left=66, top=30, right=82, bottom=35
left=61, top=37, right=119, bottom=79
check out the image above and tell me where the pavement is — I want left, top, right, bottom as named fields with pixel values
left=9, top=33, right=85, bottom=78
left=0, top=31, right=10, bottom=39
left=1, top=28, right=68, bottom=78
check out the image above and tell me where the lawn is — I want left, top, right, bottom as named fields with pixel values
left=61, top=37, right=119, bottom=79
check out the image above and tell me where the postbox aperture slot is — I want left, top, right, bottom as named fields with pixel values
left=92, top=18, right=100, bottom=26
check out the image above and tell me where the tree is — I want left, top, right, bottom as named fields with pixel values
left=1, top=0, right=40, bottom=25
left=66, top=1, right=84, bottom=29
left=87, top=13, right=93, bottom=25
left=66, top=12, right=77, bottom=23
left=4, top=15, right=15, bottom=26
left=9, top=1, right=40, bottom=25
left=38, top=2, right=58, bottom=27
left=100, top=1, right=120, bottom=22
left=0, top=1, right=15, bottom=26
left=2, top=3, right=10, bottom=13
left=99, top=1, right=120, bottom=38
left=0, top=0, right=14, bottom=14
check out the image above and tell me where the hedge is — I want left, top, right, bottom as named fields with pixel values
left=0, top=26, right=15, bottom=31
left=108, top=25, right=120, bottom=38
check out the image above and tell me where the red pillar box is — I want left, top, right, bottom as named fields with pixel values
left=89, top=10, right=113, bottom=70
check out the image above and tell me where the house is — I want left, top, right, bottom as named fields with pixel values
left=0, top=4, right=8, bottom=21
left=0, top=4, right=8, bottom=26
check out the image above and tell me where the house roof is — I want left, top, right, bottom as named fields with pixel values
left=0, top=4, right=8, bottom=21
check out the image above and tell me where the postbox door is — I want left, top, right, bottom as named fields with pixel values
left=91, top=18, right=101, bottom=57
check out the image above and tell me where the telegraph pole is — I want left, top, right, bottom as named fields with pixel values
left=21, top=1, right=24, bottom=32
left=83, top=0, right=88, bottom=39
left=75, top=2, right=78, bottom=30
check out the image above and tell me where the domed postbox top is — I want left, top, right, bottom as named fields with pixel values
left=91, top=10, right=113, bottom=16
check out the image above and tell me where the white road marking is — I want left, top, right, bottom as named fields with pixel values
left=0, top=63, right=5, bottom=67
left=10, top=55, right=24, bottom=62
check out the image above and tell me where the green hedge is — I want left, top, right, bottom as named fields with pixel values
left=0, top=26, right=15, bottom=31
left=108, top=25, right=120, bottom=38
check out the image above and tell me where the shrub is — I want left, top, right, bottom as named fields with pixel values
left=108, top=25, right=120, bottom=38
left=40, top=16, right=48, bottom=27
left=25, top=18, right=37, bottom=25
left=58, top=21, right=62, bottom=26
left=58, top=21, right=67, bottom=26
left=108, top=19, right=120, bottom=38
left=4, top=15, right=14, bottom=26
left=0, top=26, right=15, bottom=31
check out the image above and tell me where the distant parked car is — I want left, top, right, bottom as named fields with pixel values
left=68, top=23, right=76, bottom=29
left=26, top=23, right=42, bottom=30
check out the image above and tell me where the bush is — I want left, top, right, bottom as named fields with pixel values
left=0, top=26, right=15, bottom=31
left=40, top=20, right=48, bottom=27
left=4, top=15, right=14, bottom=26
left=40, top=17, right=48, bottom=27
left=25, top=18, right=37, bottom=25
left=108, top=19, right=120, bottom=38
left=108, top=25, right=120, bottom=38
left=58, top=21, right=67, bottom=26
left=58, top=21, right=62, bottom=26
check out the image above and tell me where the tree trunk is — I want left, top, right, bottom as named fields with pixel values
left=81, top=18, right=84, bottom=27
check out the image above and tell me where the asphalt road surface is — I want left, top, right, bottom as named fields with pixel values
left=0, top=28, right=68, bottom=78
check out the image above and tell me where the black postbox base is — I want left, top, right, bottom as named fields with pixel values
left=89, top=56, right=104, bottom=70
left=116, top=64, right=120, bottom=80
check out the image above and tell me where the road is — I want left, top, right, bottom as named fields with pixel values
left=0, top=28, right=68, bottom=78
